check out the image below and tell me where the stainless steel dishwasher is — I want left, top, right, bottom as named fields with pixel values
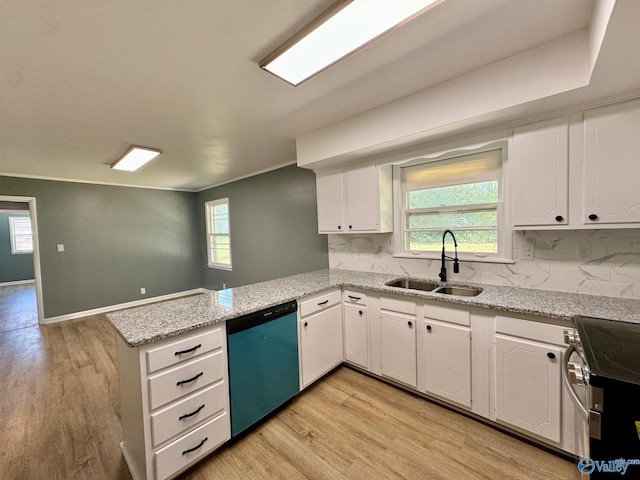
left=226, top=300, right=299, bottom=437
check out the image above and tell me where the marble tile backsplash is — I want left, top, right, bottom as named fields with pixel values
left=328, top=229, right=640, bottom=300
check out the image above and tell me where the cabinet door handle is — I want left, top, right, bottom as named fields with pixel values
left=317, top=300, right=329, bottom=306
left=179, top=404, right=206, bottom=421
left=304, top=321, right=308, bottom=327
left=337, top=225, right=342, bottom=230
left=348, top=295, right=361, bottom=301
left=182, top=437, right=208, bottom=455
left=358, top=310, right=363, bottom=316
left=176, top=372, right=203, bottom=386
left=547, top=352, right=556, bottom=360
left=348, top=225, right=352, bottom=229
left=175, top=344, right=202, bottom=356
left=555, top=215, right=564, bottom=222
left=588, top=214, right=598, bottom=221
left=407, top=321, right=413, bottom=328
left=426, top=325, right=432, bottom=331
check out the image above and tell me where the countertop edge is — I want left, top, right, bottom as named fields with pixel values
left=108, top=269, right=640, bottom=347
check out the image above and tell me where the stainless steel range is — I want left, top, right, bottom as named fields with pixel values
left=565, top=316, right=640, bottom=478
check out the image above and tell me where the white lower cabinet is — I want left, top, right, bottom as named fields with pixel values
left=418, top=303, right=472, bottom=408
left=420, top=319, right=472, bottom=408
left=493, top=315, right=565, bottom=444
left=154, top=412, right=229, bottom=480
left=343, top=292, right=369, bottom=370
left=380, top=296, right=417, bottom=387
left=298, top=289, right=344, bottom=389
left=370, top=294, right=580, bottom=455
left=117, top=324, right=230, bottom=480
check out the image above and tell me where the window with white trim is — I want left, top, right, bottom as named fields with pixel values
left=397, top=147, right=509, bottom=261
left=9, top=216, right=33, bottom=254
left=205, top=198, right=232, bottom=270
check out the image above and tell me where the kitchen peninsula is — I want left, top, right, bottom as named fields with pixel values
left=108, top=268, right=640, bottom=480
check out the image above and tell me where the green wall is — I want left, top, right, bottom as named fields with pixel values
left=0, top=212, right=34, bottom=283
left=0, top=165, right=329, bottom=318
left=0, top=177, right=201, bottom=318
left=198, top=165, right=328, bottom=290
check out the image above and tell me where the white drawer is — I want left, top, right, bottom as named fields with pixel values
left=146, top=327, right=223, bottom=374
left=495, top=315, right=567, bottom=345
left=343, top=289, right=367, bottom=306
left=424, top=302, right=470, bottom=326
left=151, top=381, right=227, bottom=447
left=154, top=412, right=230, bottom=480
left=380, top=295, right=417, bottom=315
left=148, top=351, right=224, bottom=410
left=299, top=289, right=341, bottom=318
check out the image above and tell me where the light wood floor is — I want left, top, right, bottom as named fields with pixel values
left=0, top=313, right=580, bottom=480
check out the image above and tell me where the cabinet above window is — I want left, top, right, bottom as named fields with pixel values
left=315, top=164, right=393, bottom=234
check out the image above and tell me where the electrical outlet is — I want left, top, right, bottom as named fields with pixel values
left=140, top=287, right=146, bottom=295
left=577, top=245, right=591, bottom=262
left=56, top=244, right=64, bottom=252
left=520, top=243, right=534, bottom=260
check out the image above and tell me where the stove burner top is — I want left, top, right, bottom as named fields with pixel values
left=575, top=316, right=640, bottom=386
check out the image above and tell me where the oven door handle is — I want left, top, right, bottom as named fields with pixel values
left=563, top=345, right=589, bottom=419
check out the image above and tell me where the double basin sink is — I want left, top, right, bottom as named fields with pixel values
left=385, top=278, right=482, bottom=297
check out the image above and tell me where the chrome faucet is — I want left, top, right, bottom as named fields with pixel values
left=439, top=229, right=459, bottom=282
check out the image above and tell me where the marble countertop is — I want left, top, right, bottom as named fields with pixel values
left=108, top=268, right=640, bottom=347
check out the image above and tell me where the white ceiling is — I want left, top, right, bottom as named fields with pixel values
left=0, top=0, right=635, bottom=191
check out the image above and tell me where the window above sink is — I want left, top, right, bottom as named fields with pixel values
left=392, top=137, right=513, bottom=264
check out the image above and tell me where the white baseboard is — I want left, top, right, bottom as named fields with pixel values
left=43, top=288, right=208, bottom=324
left=0, top=279, right=36, bottom=287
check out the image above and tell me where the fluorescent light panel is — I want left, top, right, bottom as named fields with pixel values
left=260, top=0, right=443, bottom=86
left=111, top=146, right=162, bottom=172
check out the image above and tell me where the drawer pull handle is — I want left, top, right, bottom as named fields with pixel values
left=175, top=344, right=202, bottom=356
left=348, top=295, right=362, bottom=301
left=176, top=372, right=203, bottom=386
left=182, top=437, right=208, bottom=455
left=317, top=300, right=329, bottom=306
left=179, top=404, right=206, bottom=421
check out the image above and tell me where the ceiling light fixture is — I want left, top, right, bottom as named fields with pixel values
left=111, top=146, right=162, bottom=172
left=260, top=0, right=444, bottom=86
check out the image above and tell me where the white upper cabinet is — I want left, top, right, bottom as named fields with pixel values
left=511, top=117, right=569, bottom=227
left=510, top=99, right=640, bottom=230
left=315, top=164, right=393, bottom=234
left=583, top=99, right=640, bottom=225
left=316, top=171, right=344, bottom=233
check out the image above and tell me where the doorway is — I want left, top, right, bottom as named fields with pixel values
left=0, top=196, right=44, bottom=328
